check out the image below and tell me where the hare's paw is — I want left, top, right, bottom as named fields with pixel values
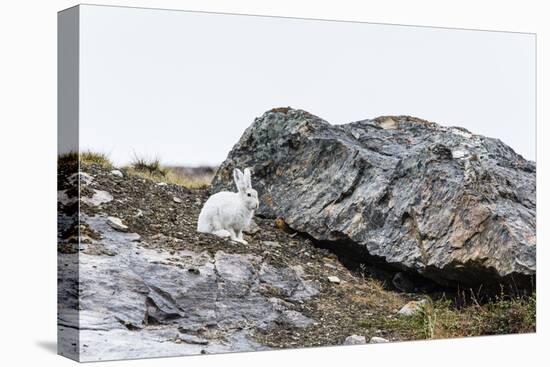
left=212, top=229, right=231, bottom=238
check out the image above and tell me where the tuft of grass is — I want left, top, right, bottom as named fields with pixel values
left=80, top=151, right=112, bottom=166
left=71, top=152, right=211, bottom=189
left=126, top=166, right=211, bottom=189
left=358, top=293, right=535, bottom=340
left=58, top=151, right=111, bottom=167
left=126, top=155, right=212, bottom=189
left=130, top=155, right=168, bottom=177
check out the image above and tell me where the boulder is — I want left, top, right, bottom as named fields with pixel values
left=212, top=108, right=536, bottom=288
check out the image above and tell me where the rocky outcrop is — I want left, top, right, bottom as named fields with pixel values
left=212, top=108, right=536, bottom=288
left=61, top=162, right=399, bottom=361
left=57, top=164, right=327, bottom=361
left=58, top=214, right=318, bottom=360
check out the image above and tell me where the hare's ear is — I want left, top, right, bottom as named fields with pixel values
left=243, top=168, right=252, bottom=189
left=233, top=168, right=245, bottom=192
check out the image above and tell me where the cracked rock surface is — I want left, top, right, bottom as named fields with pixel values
left=212, top=108, right=536, bottom=287
left=60, top=162, right=374, bottom=361
left=59, top=214, right=318, bottom=360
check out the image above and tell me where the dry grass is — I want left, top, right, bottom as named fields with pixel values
left=125, top=166, right=211, bottom=189
left=59, top=151, right=212, bottom=189
left=58, top=151, right=112, bottom=167
left=80, top=151, right=112, bottom=166
left=127, top=155, right=211, bottom=189
left=350, top=276, right=404, bottom=312
left=130, top=155, right=167, bottom=176
left=358, top=292, right=536, bottom=340
left=433, top=293, right=536, bottom=337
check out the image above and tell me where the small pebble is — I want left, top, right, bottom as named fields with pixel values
left=369, top=336, right=389, bottom=343
left=110, top=169, right=124, bottom=178
left=398, top=299, right=428, bottom=316
left=107, top=216, right=128, bottom=231
left=262, top=241, right=281, bottom=248
left=344, top=335, right=366, bottom=345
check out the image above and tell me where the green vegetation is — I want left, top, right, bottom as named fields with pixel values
left=358, top=293, right=535, bottom=340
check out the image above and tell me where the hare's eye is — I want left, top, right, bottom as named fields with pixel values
left=247, top=193, right=251, bottom=197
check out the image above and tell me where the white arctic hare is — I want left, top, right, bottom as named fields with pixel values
left=197, top=168, right=259, bottom=244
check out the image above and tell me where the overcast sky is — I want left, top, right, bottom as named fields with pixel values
left=79, top=5, right=535, bottom=166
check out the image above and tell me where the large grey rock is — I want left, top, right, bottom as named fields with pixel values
left=212, top=108, right=536, bottom=287
left=58, top=213, right=319, bottom=361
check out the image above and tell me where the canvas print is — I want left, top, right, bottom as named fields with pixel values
left=57, top=5, right=536, bottom=362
